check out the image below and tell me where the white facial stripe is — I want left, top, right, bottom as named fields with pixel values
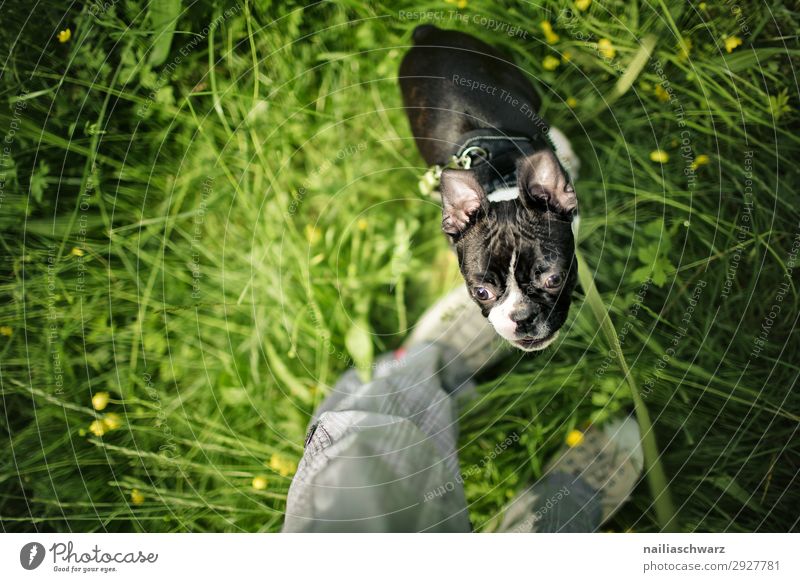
left=486, top=186, right=519, bottom=203
left=487, top=250, right=522, bottom=341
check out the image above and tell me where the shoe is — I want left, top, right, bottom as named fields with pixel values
left=498, top=415, right=643, bottom=532
left=545, top=415, right=643, bottom=522
left=404, top=285, right=508, bottom=375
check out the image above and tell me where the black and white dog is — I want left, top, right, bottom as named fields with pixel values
left=399, top=25, right=580, bottom=351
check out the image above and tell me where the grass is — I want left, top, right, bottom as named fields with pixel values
left=1, top=0, right=798, bottom=532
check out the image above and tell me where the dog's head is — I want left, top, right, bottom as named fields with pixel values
left=440, top=148, right=578, bottom=351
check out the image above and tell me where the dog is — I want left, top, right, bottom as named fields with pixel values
left=399, top=25, right=580, bottom=352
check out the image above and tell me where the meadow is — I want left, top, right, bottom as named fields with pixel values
left=1, top=0, right=798, bottom=532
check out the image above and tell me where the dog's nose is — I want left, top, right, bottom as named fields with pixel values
left=510, top=303, right=538, bottom=323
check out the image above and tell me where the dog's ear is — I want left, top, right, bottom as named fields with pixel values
left=518, top=149, right=577, bottom=215
left=439, top=169, right=486, bottom=235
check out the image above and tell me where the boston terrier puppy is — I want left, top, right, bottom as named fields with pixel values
left=399, top=25, right=580, bottom=352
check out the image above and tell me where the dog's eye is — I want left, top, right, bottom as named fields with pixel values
left=473, top=287, right=495, bottom=301
left=545, top=273, right=563, bottom=289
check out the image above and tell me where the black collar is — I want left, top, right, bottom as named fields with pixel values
left=451, top=128, right=548, bottom=193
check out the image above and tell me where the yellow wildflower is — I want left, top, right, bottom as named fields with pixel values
left=650, top=150, right=670, bottom=163
left=566, top=429, right=584, bottom=447
left=88, top=420, right=107, bottom=437
left=304, top=224, right=321, bottom=245
left=724, top=36, right=742, bottom=53
left=103, top=413, right=123, bottom=431
left=130, top=489, right=145, bottom=505
left=70, top=247, right=84, bottom=257
left=566, top=96, right=578, bottom=108
left=575, top=0, right=592, bottom=10
left=678, top=36, right=692, bottom=61
left=561, top=50, right=573, bottom=63
left=542, top=55, right=561, bottom=71
left=88, top=413, right=123, bottom=437
left=252, top=475, right=269, bottom=490
left=357, top=218, right=368, bottom=231
left=57, top=28, right=71, bottom=43
left=269, top=453, right=297, bottom=477
left=597, top=38, right=616, bottom=59
left=0, top=326, right=12, bottom=337
left=654, top=84, right=670, bottom=103
left=92, top=391, right=110, bottom=411
left=691, top=154, right=710, bottom=170
left=540, top=21, right=560, bottom=44
left=444, top=0, right=468, bottom=8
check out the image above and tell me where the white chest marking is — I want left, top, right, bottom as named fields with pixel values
left=486, top=187, right=519, bottom=203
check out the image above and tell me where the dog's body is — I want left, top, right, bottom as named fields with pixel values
left=399, top=25, right=579, bottom=351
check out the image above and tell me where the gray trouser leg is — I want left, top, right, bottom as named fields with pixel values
left=282, top=343, right=472, bottom=532
left=282, top=341, right=604, bottom=533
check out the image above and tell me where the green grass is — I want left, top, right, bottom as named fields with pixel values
left=1, top=0, right=798, bottom=532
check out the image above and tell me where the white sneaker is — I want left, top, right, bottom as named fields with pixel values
left=498, top=415, right=643, bottom=532
left=405, top=285, right=508, bottom=375
left=544, top=415, right=643, bottom=522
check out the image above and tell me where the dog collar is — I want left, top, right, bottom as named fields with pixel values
left=418, top=128, right=550, bottom=200
left=452, top=129, right=540, bottom=194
